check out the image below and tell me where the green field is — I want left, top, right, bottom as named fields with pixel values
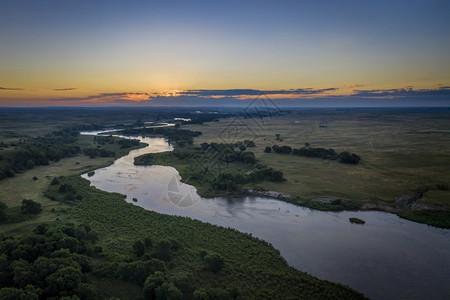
left=184, top=109, right=450, bottom=202
left=178, top=109, right=450, bottom=226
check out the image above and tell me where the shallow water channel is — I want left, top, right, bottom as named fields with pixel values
left=81, top=133, right=450, bottom=299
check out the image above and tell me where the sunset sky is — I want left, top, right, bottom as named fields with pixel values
left=1, top=0, right=449, bottom=106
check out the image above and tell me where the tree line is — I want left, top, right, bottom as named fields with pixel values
left=266, top=143, right=361, bottom=164
left=136, top=140, right=285, bottom=196
left=0, top=129, right=81, bottom=180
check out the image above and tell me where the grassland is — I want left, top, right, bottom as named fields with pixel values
left=0, top=134, right=144, bottom=234
left=181, top=108, right=450, bottom=226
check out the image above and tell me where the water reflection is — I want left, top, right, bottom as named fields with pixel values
left=81, top=135, right=450, bottom=300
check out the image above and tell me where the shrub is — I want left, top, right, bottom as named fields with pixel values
left=436, top=182, right=449, bottom=191
left=26, top=160, right=35, bottom=169
left=21, top=200, right=42, bottom=214
left=339, top=152, right=360, bottom=164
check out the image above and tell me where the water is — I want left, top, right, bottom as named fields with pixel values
left=81, top=134, right=450, bottom=300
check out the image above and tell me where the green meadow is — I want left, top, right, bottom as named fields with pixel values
left=183, top=109, right=450, bottom=226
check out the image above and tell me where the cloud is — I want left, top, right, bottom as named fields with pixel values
left=342, top=83, right=364, bottom=88
left=44, top=86, right=450, bottom=106
left=176, top=88, right=338, bottom=98
left=48, top=88, right=339, bottom=104
left=0, top=86, right=24, bottom=91
left=351, top=86, right=450, bottom=98
left=50, top=92, right=153, bottom=103
left=53, top=88, right=78, bottom=91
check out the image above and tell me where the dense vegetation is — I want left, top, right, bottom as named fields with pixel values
left=0, top=199, right=44, bottom=225
left=0, top=129, right=81, bottom=180
left=269, top=143, right=361, bottom=165
left=34, top=175, right=364, bottom=299
left=0, top=222, right=99, bottom=299
left=397, top=210, right=450, bottom=228
left=135, top=141, right=285, bottom=197
left=83, top=136, right=142, bottom=158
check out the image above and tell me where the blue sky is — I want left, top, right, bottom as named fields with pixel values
left=0, top=0, right=449, bottom=106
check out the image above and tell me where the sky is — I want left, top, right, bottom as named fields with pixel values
left=0, top=0, right=449, bottom=107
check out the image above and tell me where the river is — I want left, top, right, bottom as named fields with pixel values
left=81, top=133, right=450, bottom=300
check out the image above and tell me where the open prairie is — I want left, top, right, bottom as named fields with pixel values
left=185, top=108, right=450, bottom=207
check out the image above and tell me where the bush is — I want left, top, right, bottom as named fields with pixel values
left=436, top=183, right=449, bottom=191
left=338, top=151, right=360, bottom=164
left=26, top=160, right=35, bottom=169
left=58, top=184, right=74, bottom=193
left=264, top=146, right=272, bottom=153
left=21, top=200, right=42, bottom=215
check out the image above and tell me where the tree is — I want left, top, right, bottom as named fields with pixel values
left=338, top=152, right=360, bottom=164
left=144, top=271, right=169, bottom=299
left=154, top=240, right=172, bottom=261
left=204, top=254, right=224, bottom=273
left=240, top=151, right=256, bottom=164
left=269, top=170, right=285, bottom=182
left=0, top=202, right=7, bottom=223
left=144, top=237, right=153, bottom=249
left=275, top=134, right=280, bottom=141
left=133, top=241, right=145, bottom=257
left=349, top=154, right=361, bottom=164
left=172, top=272, right=193, bottom=295
left=45, top=266, right=82, bottom=297
left=278, top=145, right=292, bottom=154
left=0, top=286, right=39, bottom=300
left=155, top=282, right=183, bottom=300
left=193, top=289, right=209, bottom=300
left=21, top=200, right=42, bottom=214
left=264, top=146, right=272, bottom=153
